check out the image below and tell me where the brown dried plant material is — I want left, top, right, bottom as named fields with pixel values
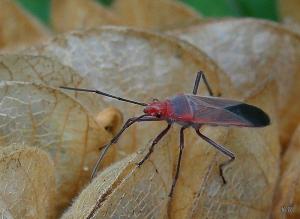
left=25, top=28, right=279, bottom=218
left=111, top=0, right=201, bottom=30
left=26, top=26, right=233, bottom=160
left=279, top=0, right=300, bottom=24
left=278, top=0, right=300, bottom=34
left=0, top=198, right=15, bottom=219
left=171, top=18, right=300, bottom=146
left=272, top=124, right=300, bottom=219
left=0, top=81, right=112, bottom=213
left=25, top=26, right=280, bottom=217
left=0, top=54, right=103, bottom=115
left=25, top=26, right=278, bottom=217
left=51, top=0, right=122, bottom=33
left=0, top=145, right=56, bottom=218
left=0, top=0, right=50, bottom=51
left=96, top=107, right=124, bottom=135
left=62, top=131, right=173, bottom=219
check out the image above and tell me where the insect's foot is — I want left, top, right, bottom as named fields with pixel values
left=136, top=161, right=143, bottom=167
left=169, top=187, right=175, bottom=197
left=220, top=174, right=227, bottom=185
left=219, top=165, right=227, bottom=185
left=168, top=189, right=174, bottom=198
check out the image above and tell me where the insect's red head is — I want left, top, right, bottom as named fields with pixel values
left=143, top=101, right=168, bottom=118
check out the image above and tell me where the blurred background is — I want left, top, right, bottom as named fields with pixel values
left=16, top=0, right=278, bottom=25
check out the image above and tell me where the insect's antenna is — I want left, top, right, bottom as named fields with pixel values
left=60, top=86, right=147, bottom=106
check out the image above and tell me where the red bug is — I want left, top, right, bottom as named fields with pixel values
left=60, top=71, right=270, bottom=197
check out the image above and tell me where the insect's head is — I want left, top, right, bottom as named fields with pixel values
left=144, top=101, right=167, bottom=118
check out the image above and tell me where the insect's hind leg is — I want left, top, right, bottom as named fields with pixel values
left=195, top=128, right=235, bottom=184
left=169, top=126, right=187, bottom=197
left=192, top=71, right=214, bottom=96
left=137, top=122, right=172, bottom=166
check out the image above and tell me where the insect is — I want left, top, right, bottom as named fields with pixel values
left=60, top=71, right=270, bottom=197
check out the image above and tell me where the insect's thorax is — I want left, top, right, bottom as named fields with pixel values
left=167, top=94, right=195, bottom=122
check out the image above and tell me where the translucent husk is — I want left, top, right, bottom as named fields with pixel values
left=51, top=0, right=122, bottom=33
left=0, top=145, right=56, bottom=218
left=0, top=0, right=50, bottom=51
left=111, top=0, right=201, bottom=30
left=272, top=124, right=300, bottom=219
left=0, top=81, right=112, bottom=214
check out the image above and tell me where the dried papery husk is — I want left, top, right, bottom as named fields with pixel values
left=62, top=131, right=173, bottom=219
left=0, top=54, right=103, bottom=115
left=95, top=107, right=123, bottom=135
left=0, top=81, right=112, bottom=213
left=25, top=26, right=233, bottom=161
left=51, top=0, right=122, bottom=33
left=168, top=82, right=280, bottom=218
left=278, top=0, right=300, bottom=34
left=272, top=124, right=300, bottom=219
left=0, top=0, right=50, bottom=51
left=171, top=18, right=300, bottom=146
left=111, top=0, right=201, bottom=30
left=0, top=144, right=56, bottom=218
left=0, top=196, right=15, bottom=219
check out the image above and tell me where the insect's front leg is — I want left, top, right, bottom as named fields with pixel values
left=91, top=114, right=147, bottom=179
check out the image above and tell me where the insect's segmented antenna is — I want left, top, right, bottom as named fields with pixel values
left=60, top=86, right=147, bottom=106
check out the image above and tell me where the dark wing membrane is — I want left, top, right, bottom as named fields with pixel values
left=186, top=95, right=270, bottom=127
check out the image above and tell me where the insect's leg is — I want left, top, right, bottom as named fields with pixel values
left=195, top=129, right=235, bottom=184
left=137, top=123, right=172, bottom=166
left=192, top=71, right=214, bottom=96
left=169, top=126, right=187, bottom=197
left=91, top=114, right=147, bottom=179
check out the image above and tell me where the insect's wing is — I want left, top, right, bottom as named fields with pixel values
left=187, top=95, right=270, bottom=127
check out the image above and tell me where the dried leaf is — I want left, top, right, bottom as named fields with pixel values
left=111, top=0, right=201, bottom=30
left=0, top=0, right=50, bottom=51
left=51, top=0, right=122, bottom=33
left=278, top=0, right=300, bottom=34
left=272, top=124, right=300, bottom=219
left=0, top=81, right=112, bottom=213
left=95, top=107, right=124, bottom=135
left=0, top=54, right=103, bottom=115
left=0, top=144, right=56, bottom=218
left=0, top=197, right=14, bottom=219
left=25, top=26, right=233, bottom=160
left=171, top=18, right=300, bottom=146
left=62, top=134, right=172, bottom=218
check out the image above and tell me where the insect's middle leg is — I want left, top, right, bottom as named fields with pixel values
left=195, top=129, right=235, bottom=184
left=137, top=123, right=172, bottom=166
left=169, top=126, right=187, bottom=197
left=192, top=71, right=214, bottom=96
